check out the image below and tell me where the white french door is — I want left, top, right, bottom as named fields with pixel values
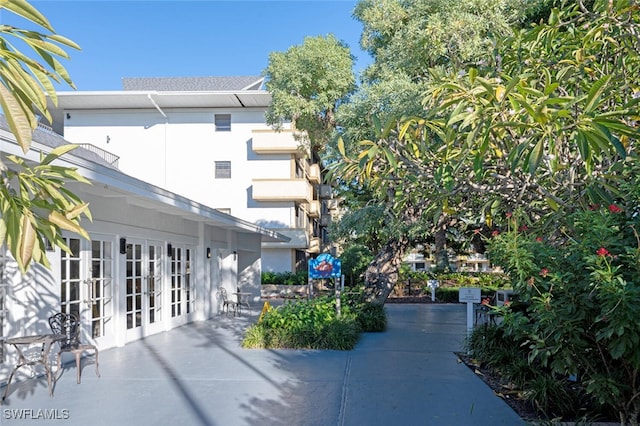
left=125, top=239, right=165, bottom=341
left=169, top=245, right=195, bottom=325
left=60, top=236, right=115, bottom=348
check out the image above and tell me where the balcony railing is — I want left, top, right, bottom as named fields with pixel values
left=78, top=143, right=120, bottom=168
left=308, top=200, right=320, bottom=218
left=252, top=179, right=313, bottom=203
left=251, top=129, right=308, bottom=157
left=308, top=237, right=321, bottom=254
left=308, top=163, right=321, bottom=184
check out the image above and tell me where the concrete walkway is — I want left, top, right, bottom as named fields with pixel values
left=1, top=304, right=524, bottom=426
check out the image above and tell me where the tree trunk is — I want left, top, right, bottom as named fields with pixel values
left=434, top=225, right=450, bottom=271
left=363, top=236, right=410, bottom=305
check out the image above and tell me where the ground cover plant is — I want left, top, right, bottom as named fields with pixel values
left=466, top=206, right=640, bottom=424
left=242, top=290, right=386, bottom=350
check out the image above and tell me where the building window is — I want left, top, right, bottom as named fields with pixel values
left=215, top=161, right=231, bottom=179
left=215, top=114, right=231, bottom=132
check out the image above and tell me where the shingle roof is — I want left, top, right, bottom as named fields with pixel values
left=121, top=76, right=265, bottom=92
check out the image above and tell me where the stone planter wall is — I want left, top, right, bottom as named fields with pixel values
left=261, top=284, right=308, bottom=299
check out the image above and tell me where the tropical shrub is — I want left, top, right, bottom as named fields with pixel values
left=261, top=270, right=308, bottom=285
left=343, top=289, right=387, bottom=332
left=242, top=290, right=387, bottom=349
left=242, top=296, right=361, bottom=350
left=477, top=205, right=640, bottom=424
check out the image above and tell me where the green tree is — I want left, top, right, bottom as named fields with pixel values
left=264, top=34, right=356, bottom=151
left=332, top=0, right=639, bottom=304
left=326, top=0, right=537, bottom=303
left=1, top=0, right=90, bottom=273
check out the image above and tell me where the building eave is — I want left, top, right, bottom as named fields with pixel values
left=0, top=127, right=289, bottom=244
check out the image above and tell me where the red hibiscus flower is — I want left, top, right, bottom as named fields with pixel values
left=608, top=204, right=622, bottom=213
left=596, top=247, right=610, bottom=257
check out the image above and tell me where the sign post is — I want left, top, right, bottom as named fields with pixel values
left=459, top=287, right=481, bottom=335
left=309, top=253, right=342, bottom=315
left=427, top=279, right=439, bottom=302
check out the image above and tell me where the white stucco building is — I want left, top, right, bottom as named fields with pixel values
left=47, top=76, right=335, bottom=273
left=0, top=117, right=287, bottom=384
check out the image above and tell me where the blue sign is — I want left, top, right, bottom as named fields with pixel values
left=308, top=253, right=341, bottom=279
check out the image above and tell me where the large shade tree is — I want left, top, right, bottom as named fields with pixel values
left=326, top=0, right=542, bottom=302
left=331, top=0, right=639, bottom=304
left=1, top=0, right=90, bottom=274
left=263, top=34, right=355, bottom=152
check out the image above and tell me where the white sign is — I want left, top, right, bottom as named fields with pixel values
left=459, top=287, right=481, bottom=304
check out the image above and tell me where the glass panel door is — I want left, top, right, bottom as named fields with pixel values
left=89, top=239, right=114, bottom=347
left=126, top=240, right=166, bottom=340
left=170, top=246, right=183, bottom=318
left=185, top=248, right=195, bottom=314
left=60, top=236, right=115, bottom=347
left=61, top=237, right=82, bottom=318
left=146, top=242, right=163, bottom=333
left=125, top=241, right=143, bottom=333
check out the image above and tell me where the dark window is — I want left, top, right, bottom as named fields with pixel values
left=215, top=114, right=231, bottom=132
left=215, top=161, right=231, bottom=179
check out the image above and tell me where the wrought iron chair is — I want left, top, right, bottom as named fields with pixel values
left=48, top=312, right=100, bottom=384
left=219, top=287, right=238, bottom=316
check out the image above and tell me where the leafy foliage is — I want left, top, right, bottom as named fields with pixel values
left=0, top=0, right=80, bottom=151
left=0, top=0, right=90, bottom=274
left=482, top=204, right=640, bottom=423
left=0, top=145, right=91, bottom=273
left=242, top=292, right=387, bottom=349
left=261, top=270, right=308, bottom=286
left=242, top=296, right=360, bottom=350
left=264, top=34, right=355, bottom=151
left=327, top=0, right=639, bottom=304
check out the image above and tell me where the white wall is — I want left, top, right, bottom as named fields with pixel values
left=261, top=249, right=293, bottom=273
left=63, top=109, right=296, bottom=228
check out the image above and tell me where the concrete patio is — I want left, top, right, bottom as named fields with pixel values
left=1, top=303, right=524, bottom=426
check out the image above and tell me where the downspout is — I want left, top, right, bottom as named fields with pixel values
left=148, top=94, right=168, bottom=187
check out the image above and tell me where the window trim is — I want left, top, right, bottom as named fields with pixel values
left=214, top=114, right=231, bottom=132
left=214, top=161, right=231, bottom=179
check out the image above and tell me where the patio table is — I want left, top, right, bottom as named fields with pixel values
left=2, top=333, right=65, bottom=400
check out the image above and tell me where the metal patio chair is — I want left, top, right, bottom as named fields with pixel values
left=48, top=312, right=100, bottom=384
left=219, top=287, right=238, bottom=316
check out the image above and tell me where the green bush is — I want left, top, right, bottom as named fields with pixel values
left=465, top=325, right=597, bottom=420
left=242, top=296, right=361, bottom=350
left=354, top=302, right=387, bottom=332
left=242, top=290, right=387, bottom=349
left=261, top=270, right=308, bottom=285
left=433, top=287, right=496, bottom=303
left=477, top=206, right=640, bottom=423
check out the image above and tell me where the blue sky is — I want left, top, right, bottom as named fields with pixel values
left=1, top=1, right=370, bottom=91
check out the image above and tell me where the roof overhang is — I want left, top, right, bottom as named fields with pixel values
left=50, top=90, right=272, bottom=110
left=47, top=90, right=273, bottom=130
left=0, top=127, right=289, bottom=244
